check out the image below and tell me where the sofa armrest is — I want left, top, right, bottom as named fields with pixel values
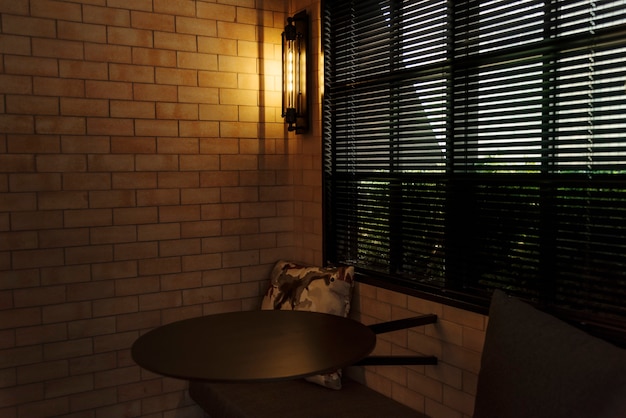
left=473, top=290, right=626, bottom=418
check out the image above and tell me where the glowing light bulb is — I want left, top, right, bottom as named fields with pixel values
left=288, top=50, right=294, bottom=94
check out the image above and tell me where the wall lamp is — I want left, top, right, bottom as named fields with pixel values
left=282, top=10, right=308, bottom=134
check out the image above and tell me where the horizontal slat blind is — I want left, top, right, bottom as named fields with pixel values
left=554, top=184, right=626, bottom=318
left=324, top=0, right=626, bottom=330
left=326, top=0, right=449, bottom=286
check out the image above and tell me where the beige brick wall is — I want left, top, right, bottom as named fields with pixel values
left=0, top=0, right=317, bottom=416
left=349, top=284, right=486, bottom=418
left=0, top=0, right=485, bottom=417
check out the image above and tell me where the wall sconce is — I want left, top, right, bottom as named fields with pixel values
left=282, top=10, right=308, bottom=134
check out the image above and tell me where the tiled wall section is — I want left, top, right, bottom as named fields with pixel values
left=0, top=0, right=322, bottom=417
left=349, top=283, right=487, bottom=418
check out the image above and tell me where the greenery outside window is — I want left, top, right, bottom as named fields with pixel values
left=323, top=0, right=626, bottom=343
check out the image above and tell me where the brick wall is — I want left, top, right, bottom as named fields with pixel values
left=0, top=0, right=321, bottom=416
left=349, top=284, right=486, bottom=418
left=0, top=0, right=485, bottom=417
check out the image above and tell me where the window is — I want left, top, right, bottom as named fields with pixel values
left=323, top=0, right=626, bottom=341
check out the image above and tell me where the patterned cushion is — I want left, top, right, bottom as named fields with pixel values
left=261, top=260, right=355, bottom=389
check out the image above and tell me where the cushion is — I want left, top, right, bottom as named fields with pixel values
left=261, top=260, right=355, bottom=389
left=473, top=289, right=626, bottom=418
left=261, top=260, right=355, bottom=316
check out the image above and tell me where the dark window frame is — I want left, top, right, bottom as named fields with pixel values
left=323, top=0, right=626, bottom=345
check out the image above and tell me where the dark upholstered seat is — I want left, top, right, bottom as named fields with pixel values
left=189, top=377, right=427, bottom=418
left=473, top=290, right=626, bottom=418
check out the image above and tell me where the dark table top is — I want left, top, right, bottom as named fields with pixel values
left=131, top=310, right=376, bottom=382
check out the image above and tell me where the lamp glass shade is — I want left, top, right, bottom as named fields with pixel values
left=282, top=11, right=308, bottom=134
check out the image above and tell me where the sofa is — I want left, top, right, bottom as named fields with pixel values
left=189, top=260, right=431, bottom=417
left=189, top=377, right=427, bottom=418
left=188, top=262, right=626, bottom=418
left=473, top=290, right=626, bottom=418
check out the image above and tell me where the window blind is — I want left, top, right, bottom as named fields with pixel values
left=324, top=0, right=626, bottom=337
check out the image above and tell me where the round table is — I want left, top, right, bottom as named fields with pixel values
left=131, top=310, right=376, bottom=382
